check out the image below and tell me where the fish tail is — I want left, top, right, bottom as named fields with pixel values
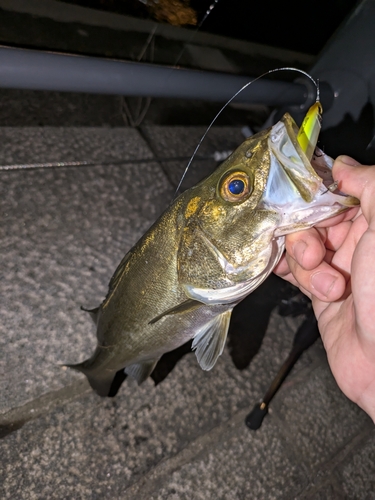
left=64, top=359, right=117, bottom=397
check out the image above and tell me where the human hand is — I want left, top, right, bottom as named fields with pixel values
left=274, top=155, right=375, bottom=421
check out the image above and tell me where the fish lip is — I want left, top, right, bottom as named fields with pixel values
left=257, top=114, right=359, bottom=237
left=262, top=113, right=359, bottom=209
left=282, top=112, right=358, bottom=203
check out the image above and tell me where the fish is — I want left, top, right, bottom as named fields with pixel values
left=66, top=112, right=358, bottom=396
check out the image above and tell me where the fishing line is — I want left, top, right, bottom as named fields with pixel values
left=173, top=0, right=221, bottom=68
left=0, top=155, right=216, bottom=172
left=120, top=24, right=157, bottom=127
left=173, top=67, right=319, bottom=198
left=123, top=0, right=221, bottom=126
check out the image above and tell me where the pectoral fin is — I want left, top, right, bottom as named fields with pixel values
left=125, top=359, right=159, bottom=384
left=192, top=309, right=232, bottom=371
left=149, top=298, right=203, bottom=325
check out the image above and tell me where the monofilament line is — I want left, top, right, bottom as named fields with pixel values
left=173, top=67, right=318, bottom=198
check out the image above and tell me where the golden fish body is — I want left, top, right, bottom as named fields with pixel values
left=68, top=114, right=358, bottom=395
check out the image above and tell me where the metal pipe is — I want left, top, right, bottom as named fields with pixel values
left=0, top=46, right=331, bottom=107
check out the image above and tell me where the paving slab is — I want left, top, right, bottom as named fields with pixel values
left=144, top=418, right=309, bottom=500
left=2, top=125, right=374, bottom=500
left=1, top=307, right=311, bottom=500
left=297, top=425, right=375, bottom=499
left=301, top=482, right=344, bottom=500
left=272, top=362, right=372, bottom=472
left=336, top=429, right=375, bottom=499
left=0, top=126, right=148, bottom=164
left=0, top=88, right=255, bottom=128
left=0, top=126, right=172, bottom=413
left=2, top=358, right=247, bottom=499
left=0, top=89, right=125, bottom=127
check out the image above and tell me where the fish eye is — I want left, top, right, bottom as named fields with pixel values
left=219, top=171, right=252, bottom=202
left=228, top=179, right=245, bottom=195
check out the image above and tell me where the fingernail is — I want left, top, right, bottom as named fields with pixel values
left=293, top=240, right=307, bottom=265
left=337, top=155, right=359, bottom=167
left=311, top=272, right=337, bottom=298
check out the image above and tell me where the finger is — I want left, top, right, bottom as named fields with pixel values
left=324, top=220, right=353, bottom=252
left=273, top=254, right=290, bottom=278
left=285, top=252, right=346, bottom=302
left=273, top=255, right=301, bottom=289
left=334, top=156, right=375, bottom=227
left=284, top=227, right=326, bottom=270
left=273, top=257, right=312, bottom=299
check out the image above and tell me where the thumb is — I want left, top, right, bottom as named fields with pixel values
left=333, top=155, right=375, bottom=225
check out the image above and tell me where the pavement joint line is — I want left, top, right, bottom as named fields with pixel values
left=121, top=408, right=249, bottom=499
left=263, top=408, right=314, bottom=486
left=259, top=358, right=354, bottom=476
left=296, top=423, right=375, bottom=498
left=0, top=378, right=91, bottom=438
left=222, top=332, right=328, bottom=434
left=246, top=353, right=328, bottom=413
left=291, top=474, right=346, bottom=500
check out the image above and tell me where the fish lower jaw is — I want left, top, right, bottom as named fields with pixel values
left=273, top=202, right=348, bottom=237
left=184, top=271, right=271, bottom=306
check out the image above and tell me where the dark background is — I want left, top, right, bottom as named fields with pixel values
left=62, top=0, right=358, bottom=54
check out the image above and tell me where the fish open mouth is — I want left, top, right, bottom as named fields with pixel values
left=259, top=113, right=358, bottom=235
left=264, top=113, right=359, bottom=207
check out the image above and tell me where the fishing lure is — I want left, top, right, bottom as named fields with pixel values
left=297, top=100, right=323, bottom=160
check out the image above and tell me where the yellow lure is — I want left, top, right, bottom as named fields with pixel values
left=297, top=101, right=323, bottom=161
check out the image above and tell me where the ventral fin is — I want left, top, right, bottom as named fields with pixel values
left=81, top=305, right=100, bottom=324
left=192, top=309, right=232, bottom=371
left=149, top=298, right=203, bottom=325
left=125, top=359, right=159, bottom=385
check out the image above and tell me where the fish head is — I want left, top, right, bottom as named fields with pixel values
left=178, top=113, right=358, bottom=304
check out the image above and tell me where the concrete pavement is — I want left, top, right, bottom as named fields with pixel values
left=1, top=124, right=374, bottom=499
